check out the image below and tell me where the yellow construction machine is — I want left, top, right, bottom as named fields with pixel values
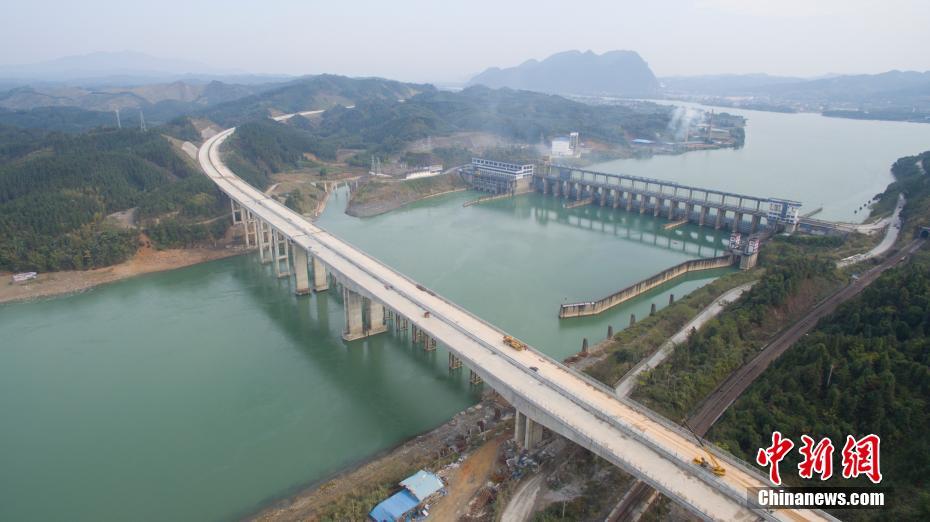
left=684, top=421, right=726, bottom=477
left=502, top=335, right=527, bottom=351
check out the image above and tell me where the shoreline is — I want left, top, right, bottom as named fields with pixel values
left=247, top=394, right=506, bottom=521
left=0, top=245, right=246, bottom=305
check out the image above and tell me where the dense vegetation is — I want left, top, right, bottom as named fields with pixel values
left=711, top=255, right=930, bottom=520
left=872, top=150, right=930, bottom=231
left=285, top=86, right=672, bottom=164
left=224, top=118, right=319, bottom=186
left=0, top=106, right=117, bottom=133
left=0, top=127, right=227, bottom=271
left=633, top=240, right=839, bottom=419
left=203, top=74, right=427, bottom=126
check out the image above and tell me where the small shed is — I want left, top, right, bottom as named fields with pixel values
left=368, top=470, right=445, bottom=521
left=400, top=470, right=444, bottom=502
left=369, top=489, right=420, bottom=522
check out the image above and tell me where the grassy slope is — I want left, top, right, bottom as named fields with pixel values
left=346, top=173, right=466, bottom=217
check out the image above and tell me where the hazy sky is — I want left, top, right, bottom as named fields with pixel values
left=3, top=0, right=930, bottom=82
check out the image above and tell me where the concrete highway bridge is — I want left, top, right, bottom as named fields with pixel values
left=198, top=123, right=832, bottom=522
left=540, top=165, right=802, bottom=234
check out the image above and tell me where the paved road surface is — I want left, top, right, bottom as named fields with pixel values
left=200, top=122, right=835, bottom=522
left=615, top=282, right=757, bottom=397
left=838, top=194, right=905, bottom=268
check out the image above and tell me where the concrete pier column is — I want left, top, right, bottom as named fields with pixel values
left=699, top=206, right=707, bottom=227
left=525, top=417, right=544, bottom=449
left=241, top=210, right=257, bottom=248
left=750, top=214, right=761, bottom=233
left=293, top=247, right=311, bottom=295
left=714, top=208, right=724, bottom=230
left=653, top=198, right=662, bottom=217
left=514, top=411, right=526, bottom=445
left=639, top=195, right=647, bottom=214
left=366, top=299, right=388, bottom=335
left=626, top=193, right=633, bottom=212
left=271, top=229, right=290, bottom=278
left=448, top=353, right=462, bottom=370
left=612, top=189, right=620, bottom=209
left=256, top=220, right=272, bottom=263
left=599, top=188, right=607, bottom=206
left=732, top=212, right=742, bottom=232
left=311, top=256, right=329, bottom=292
left=342, top=288, right=365, bottom=341
left=686, top=203, right=695, bottom=223
left=668, top=201, right=676, bottom=220
left=230, top=199, right=243, bottom=224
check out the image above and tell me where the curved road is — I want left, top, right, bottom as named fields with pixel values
left=199, top=118, right=834, bottom=522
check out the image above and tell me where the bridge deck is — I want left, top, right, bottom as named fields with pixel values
left=200, top=127, right=831, bottom=522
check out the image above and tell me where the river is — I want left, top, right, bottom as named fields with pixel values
left=595, top=101, right=930, bottom=222
left=2, top=108, right=928, bottom=521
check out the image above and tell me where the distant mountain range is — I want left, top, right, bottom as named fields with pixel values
left=468, top=50, right=660, bottom=97
left=662, top=70, right=930, bottom=110
left=0, top=51, right=289, bottom=86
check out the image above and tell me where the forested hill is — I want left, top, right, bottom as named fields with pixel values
left=203, top=74, right=430, bottom=126
left=711, top=253, right=930, bottom=520
left=0, top=127, right=227, bottom=271
left=223, top=86, right=673, bottom=172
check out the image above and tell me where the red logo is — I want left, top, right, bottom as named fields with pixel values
left=841, top=434, right=882, bottom=484
left=756, top=431, right=794, bottom=485
left=797, top=435, right=834, bottom=480
left=756, top=433, right=882, bottom=485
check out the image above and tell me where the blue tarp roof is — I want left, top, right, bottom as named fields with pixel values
left=369, top=489, right=419, bottom=522
left=400, top=470, right=444, bottom=502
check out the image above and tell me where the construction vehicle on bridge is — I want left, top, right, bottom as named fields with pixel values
left=685, top=421, right=726, bottom=477
left=503, top=335, right=527, bottom=351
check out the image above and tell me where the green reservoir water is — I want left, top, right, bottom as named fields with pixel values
left=0, top=190, right=727, bottom=522
left=596, top=102, right=930, bottom=222
left=2, top=109, right=929, bottom=521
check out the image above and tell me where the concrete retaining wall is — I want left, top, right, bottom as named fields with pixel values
left=559, top=255, right=735, bottom=318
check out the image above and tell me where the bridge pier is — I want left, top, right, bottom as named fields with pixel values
left=448, top=352, right=462, bottom=370
left=342, top=288, right=365, bottom=341
left=311, top=256, right=329, bottom=292
left=698, top=206, right=707, bottom=226
left=514, top=410, right=545, bottom=449
left=626, top=193, right=633, bottom=212
left=714, top=208, right=724, bottom=230
left=243, top=210, right=258, bottom=248
left=293, top=247, right=311, bottom=295
left=750, top=214, right=761, bottom=233
left=667, top=201, right=675, bottom=220
left=257, top=220, right=272, bottom=263
left=230, top=199, right=243, bottom=225
left=272, top=229, right=291, bottom=278
left=639, top=195, right=647, bottom=214
left=732, top=212, right=742, bottom=232
left=366, top=299, right=388, bottom=336
left=599, top=188, right=606, bottom=206
left=653, top=198, right=662, bottom=217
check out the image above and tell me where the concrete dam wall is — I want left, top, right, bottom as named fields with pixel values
left=559, top=255, right=735, bottom=318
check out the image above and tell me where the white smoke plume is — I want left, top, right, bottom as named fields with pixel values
left=666, top=106, right=704, bottom=142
